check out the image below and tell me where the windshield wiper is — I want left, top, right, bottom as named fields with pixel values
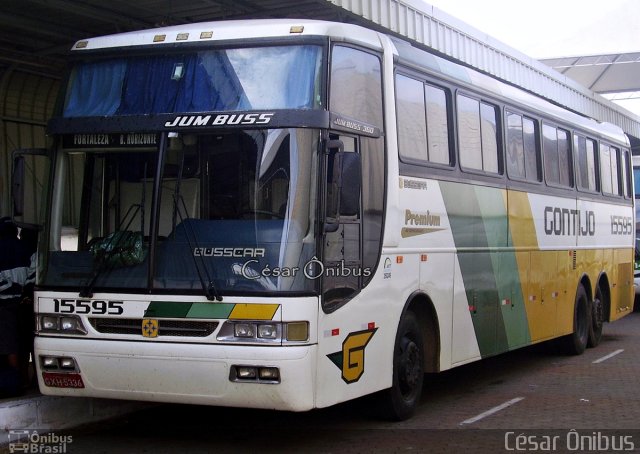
left=173, top=193, right=222, bottom=301
left=79, top=203, right=142, bottom=298
left=80, top=164, right=148, bottom=298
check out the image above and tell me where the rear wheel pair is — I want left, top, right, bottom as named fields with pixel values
left=561, top=284, right=604, bottom=354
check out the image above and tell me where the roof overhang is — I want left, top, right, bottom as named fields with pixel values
left=540, top=53, right=640, bottom=94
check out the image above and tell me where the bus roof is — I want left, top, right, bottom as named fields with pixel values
left=70, top=19, right=383, bottom=53
left=69, top=18, right=628, bottom=148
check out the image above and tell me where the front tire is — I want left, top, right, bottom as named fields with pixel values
left=379, top=311, right=424, bottom=421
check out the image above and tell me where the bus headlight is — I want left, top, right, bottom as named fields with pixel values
left=38, top=314, right=87, bottom=335
left=234, top=323, right=256, bottom=338
left=218, top=321, right=308, bottom=343
left=257, top=324, right=278, bottom=339
left=41, top=315, right=59, bottom=330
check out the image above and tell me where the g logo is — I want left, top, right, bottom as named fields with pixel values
left=327, top=328, right=377, bottom=384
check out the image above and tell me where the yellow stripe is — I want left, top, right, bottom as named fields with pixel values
left=229, top=304, right=279, bottom=320
left=507, top=190, right=550, bottom=341
left=506, top=191, right=538, bottom=250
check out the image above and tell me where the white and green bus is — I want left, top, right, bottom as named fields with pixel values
left=13, top=19, right=634, bottom=420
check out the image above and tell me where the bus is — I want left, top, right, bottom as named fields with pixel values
left=12, top=19, right=634, bottom=420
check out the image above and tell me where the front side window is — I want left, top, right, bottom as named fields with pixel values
left=325, top=46, right=384, bottom=311
left=63, top=45, right=323, bottom=117
left=330, top=46, right=383, bottom=128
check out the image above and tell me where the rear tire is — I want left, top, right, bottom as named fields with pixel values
left=560, top=284, right=590, bottom=355
left=587, top=286, right=604, bottom=348
left=379, top=311, right=424, bottom=421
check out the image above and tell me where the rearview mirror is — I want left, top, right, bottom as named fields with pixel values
left=338, top=152, right=361, bottom=217
left=325, top=140, right=361, bottom=232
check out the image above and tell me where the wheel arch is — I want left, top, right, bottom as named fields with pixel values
left=401, top=291, right=441, bottom=373
left=578, top=273, right=593, bottom=303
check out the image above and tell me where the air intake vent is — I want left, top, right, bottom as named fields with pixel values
left=89, top=318, right=218, bottom=337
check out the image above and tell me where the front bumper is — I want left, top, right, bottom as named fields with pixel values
left=35, top=336, right=317, bottom=411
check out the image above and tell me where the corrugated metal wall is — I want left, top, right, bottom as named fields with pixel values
left=0, top=68, right=59, bottom=217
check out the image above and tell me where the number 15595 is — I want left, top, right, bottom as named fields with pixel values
left=53, top=298, right=124, bottom=315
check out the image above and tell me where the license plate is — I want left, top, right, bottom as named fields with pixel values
left=42, top=372, right=85, bottom=389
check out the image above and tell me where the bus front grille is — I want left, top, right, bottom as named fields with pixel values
left=89, top=318, right=218, bottom=337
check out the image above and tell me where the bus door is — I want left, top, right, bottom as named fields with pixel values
left=322, top=135, right=362, bottom=311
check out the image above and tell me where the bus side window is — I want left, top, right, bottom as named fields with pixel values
left=600, top=143, right=613, bottom=194
left=621, top=149, right=631, bottom=198
left=506, top=110, right=540, bottom=182
left=396, top=73, right=451, bottom=166
left=543, top=124, right=573, bottom=188
left=574, top=134, right=599, bottom=192
left=457, top=94, right=499, bottom=174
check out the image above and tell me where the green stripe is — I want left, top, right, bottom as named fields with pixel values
left=144, top=301, right=190, bottom=318
left=441, top=182, right=531, bottom=357
left=144, top=301, right=235, bottom=319
left=186, top=303, right=235, bottom=319
left=474, top=186, right=530, bottom=349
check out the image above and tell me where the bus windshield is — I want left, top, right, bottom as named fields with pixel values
left=63, top=45, right=323, bottom=117
left=43, top=129, right=319, bottom=295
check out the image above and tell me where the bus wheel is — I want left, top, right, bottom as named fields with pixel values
left=380, top=311, right=424, bottom=421
left=560, top=284, right=590, bottom=355
left=587, top=287, right=604, bottom=348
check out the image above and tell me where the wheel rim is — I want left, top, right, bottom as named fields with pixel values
left=398, top=336, right=422, bottom=398
left=593, top=295, right=603, bottom=329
